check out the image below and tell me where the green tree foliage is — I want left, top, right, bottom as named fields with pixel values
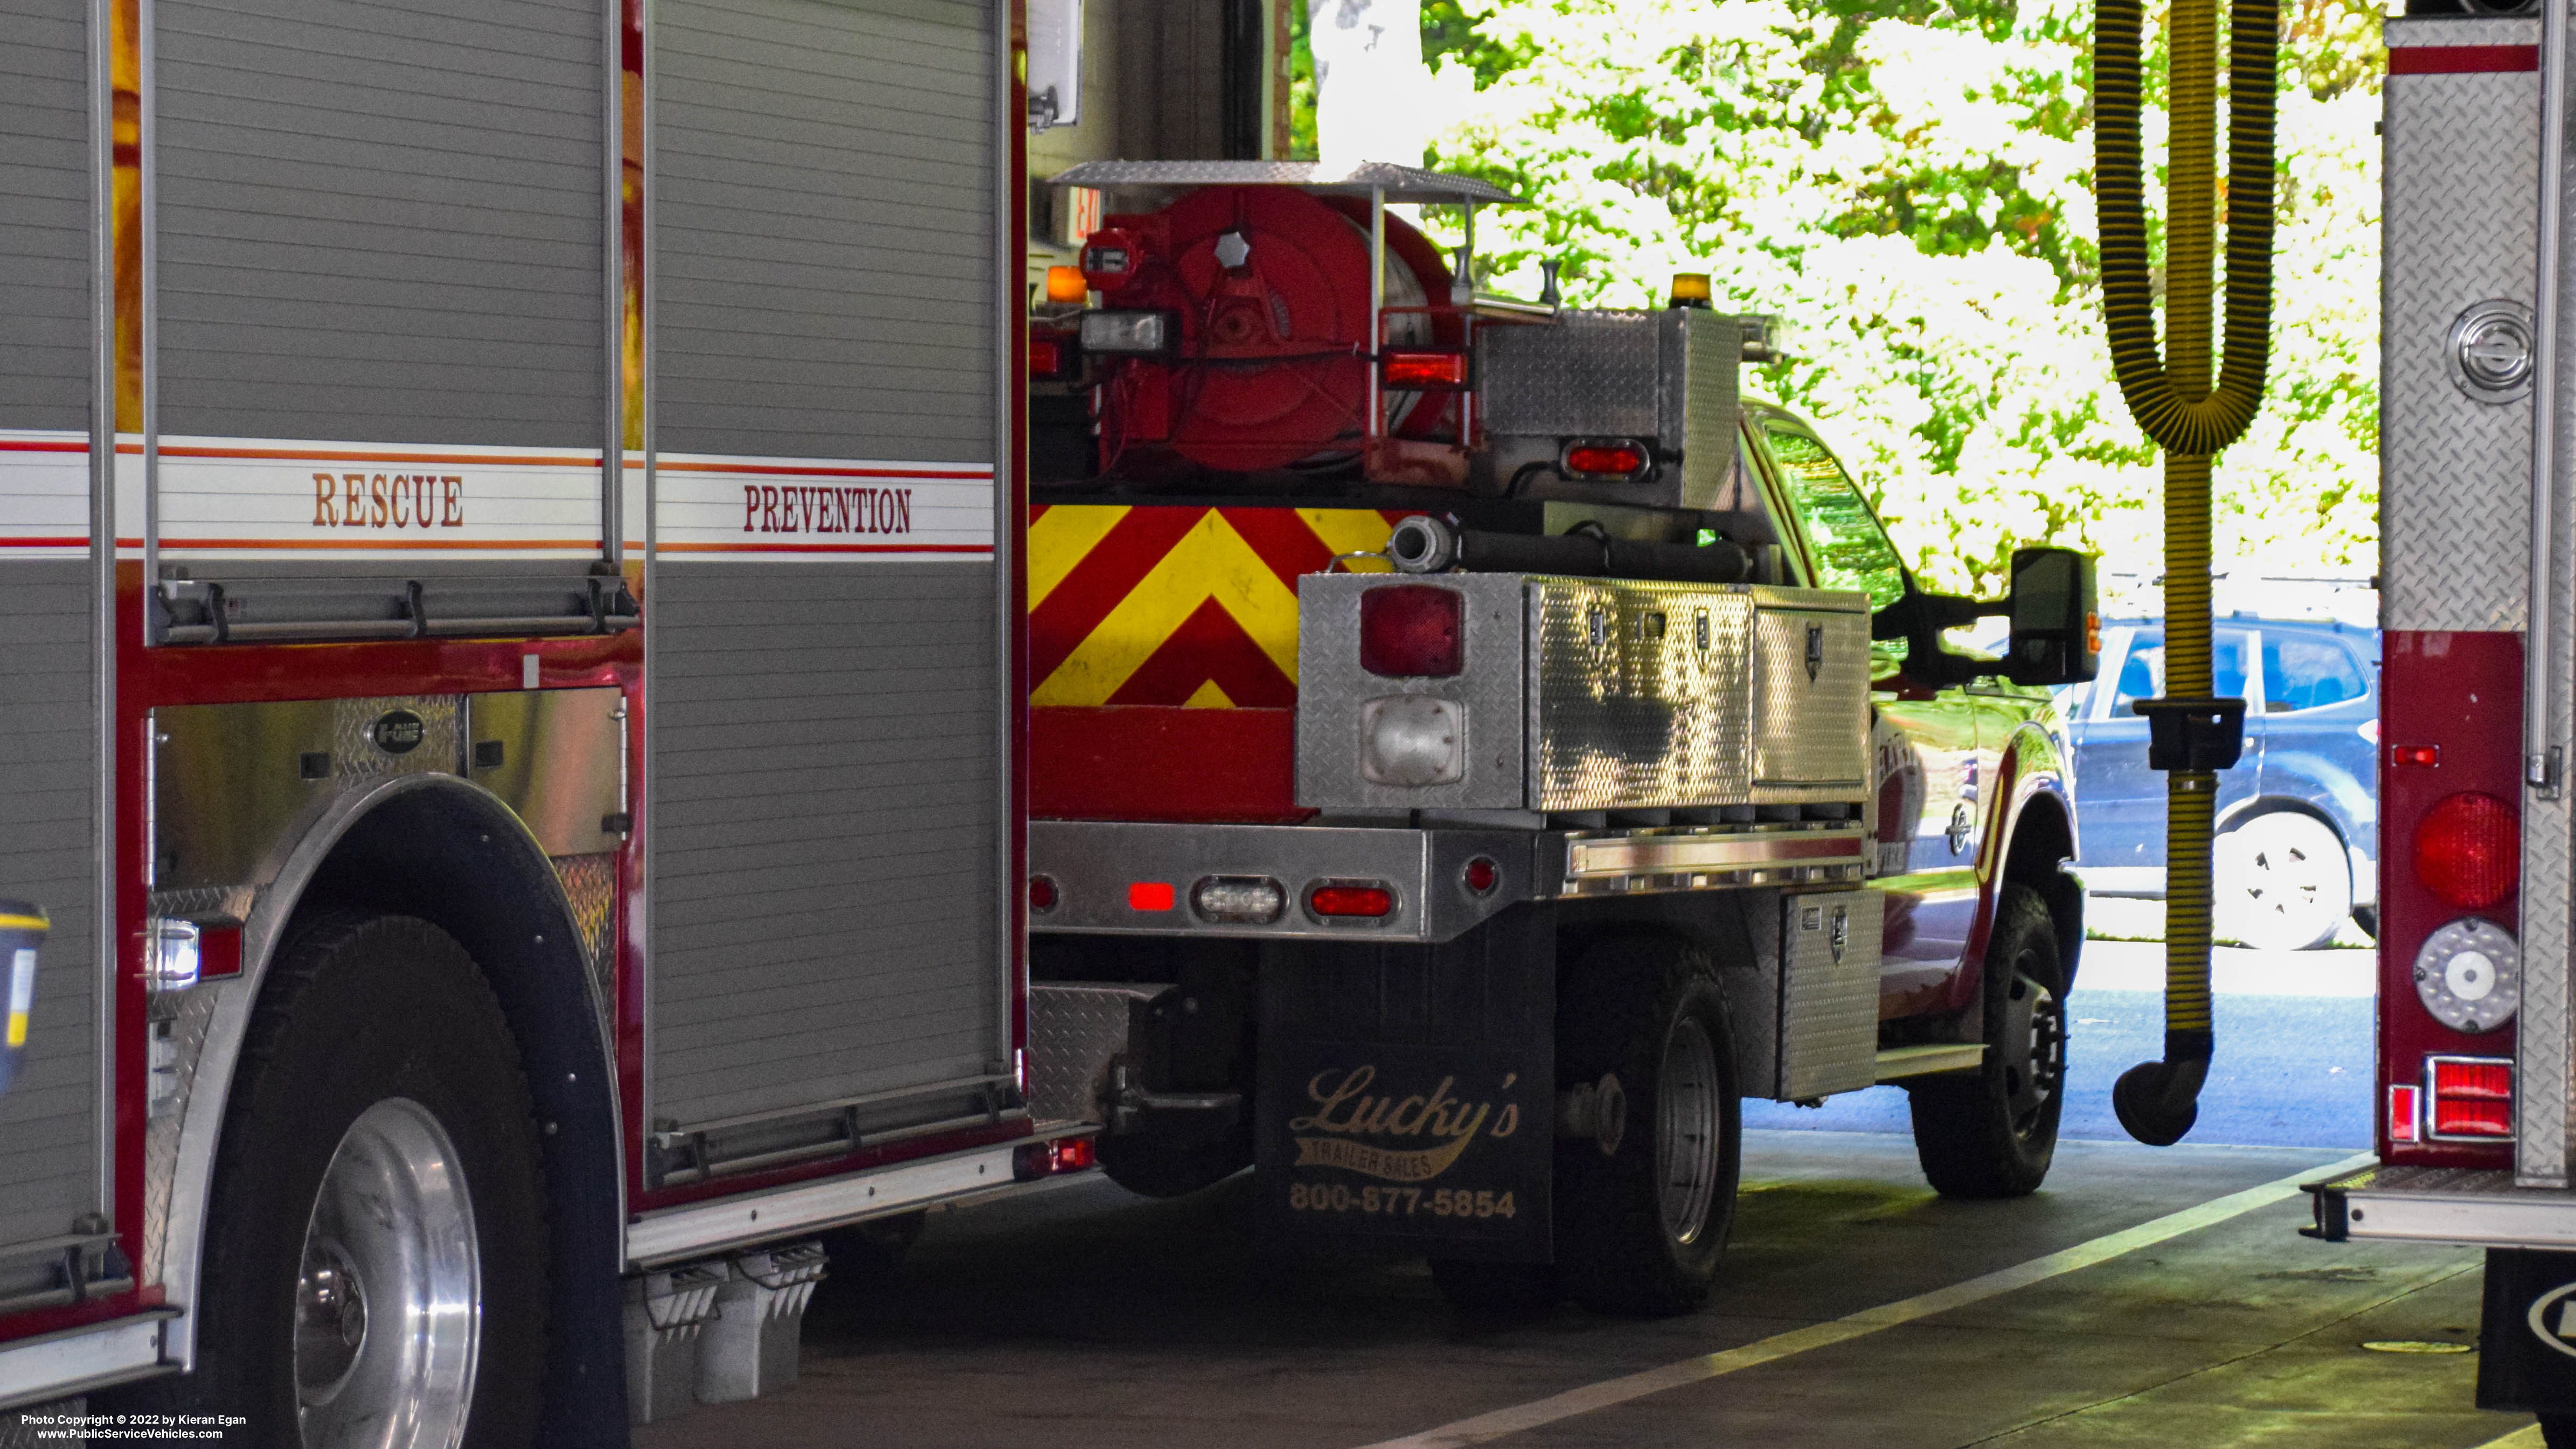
left=1417, top=0, right=2381, bottom=597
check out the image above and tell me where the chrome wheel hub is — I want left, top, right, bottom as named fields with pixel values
left=1657, top=1016, right=1723, bottom=1247
left=295, top=1098, right=482, bottom=1449
left=1997, top=959, right=2065, bottom=1142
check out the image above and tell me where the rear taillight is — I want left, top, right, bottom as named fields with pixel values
left=1029, top=332, right=1071, bottom=378
left=2389, top=1083, right=2421, bottom=1143
left=1014, top=1134, right=1097, bottom=1180
left=1562, top=440, right=1648, bottom=479
left=2414, top=791, right=2520, bottom=909
left=2428, top=1056, right=2513, bottom=1140
left=1360, top=585, right=1463, bottom=678
left=1029, top=875, right=1059, bottom=913
left=1383, top=350, right=1469, bottom=387
left=1308, top=883, right=1395, bottom=919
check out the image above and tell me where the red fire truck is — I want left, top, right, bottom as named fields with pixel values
left=1018, top=161, right=2103, bottom=1312
left=2300, top=2, right=2576, bottom=1439
left=0, top=0, right=1105, bottom=1434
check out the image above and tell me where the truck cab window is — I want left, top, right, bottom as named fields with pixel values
left=1761, top=424, right=1907, bottom=610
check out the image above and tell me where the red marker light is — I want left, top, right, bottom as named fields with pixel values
left=1029, top=334, right=1068, bottom=378
left=1128, top=881, right=1176, bottom=912
left=1564, top=442, right=1647, bottom=477
left=1309, top=884, right=1395, bottom=918
left=1383, top=351, right=1469, bottom=388
left=2390, top=744, right=2440, bottom=767
left=1029, top=875, right=1059, bottom=912
left=2414, top=791, right=2519, bottom=910
left=2388, top=1083, right=2420, bottom=1144
left=2428, top=1057, right=2513, bottom=1139
left=1013, top=1135, right=1098, bottom=1180
left=1463, top=856, right=1499, bottom=895
left=1360, top=585, right=1464, bottom=678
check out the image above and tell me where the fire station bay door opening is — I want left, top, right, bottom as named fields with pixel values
left=643, top=0, right=1013, bottom=1177
left=0, top=0, right=113, bottom=1314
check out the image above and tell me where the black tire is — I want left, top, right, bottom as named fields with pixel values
left=2542, top=1413, right=2576, bottom=1449
left=1907, top=884, right=2068, bottom=1199
left=114, top=913, right=548, bottom=1446
left=1096, top=1125, right=1252, bottom=1199
left=1552, top=934, right=1741, bottom=1318
left=2352, top=904, right=2379, bottom=941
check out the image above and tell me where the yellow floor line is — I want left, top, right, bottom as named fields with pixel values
left=2476, top=1426, right=2549, bottom=1447
left=1353, top=1150, right=2381, bottom=1449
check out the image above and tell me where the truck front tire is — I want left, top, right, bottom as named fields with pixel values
left=141, top=913, right=550, bottom=1445
left=1907, top=884, right=2067, bottom=1198
left=1550, top=934, right=1740, bottom=1318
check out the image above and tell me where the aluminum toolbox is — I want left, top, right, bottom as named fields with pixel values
left=1476, top=308, right=1741, bottom=511
left=1296, top=573, right=1871, bottom=814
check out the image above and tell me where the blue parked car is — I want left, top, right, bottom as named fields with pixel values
left=2063, top=615, right=2379, bottom=951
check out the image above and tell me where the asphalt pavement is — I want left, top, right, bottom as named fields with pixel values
left=639, top=921, right=2525, bottom=1449
left=1746, top=937, right=2378, bottom=1150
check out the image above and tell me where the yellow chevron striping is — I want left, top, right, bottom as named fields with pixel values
left=1027, top=503, right=1131, bottom=609
left=1297, top=508, right=1401, bottom=571
left=1031, top=510, right=1303, bottom=706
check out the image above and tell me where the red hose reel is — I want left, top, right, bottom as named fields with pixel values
left=1078, top=185, right=1457, bottom=476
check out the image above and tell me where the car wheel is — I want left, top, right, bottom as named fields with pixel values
left=107, top=912, right=547, bottom=1445
left=1551, top=933, right=1740, bottom=1318
left=2351, top=905, right=2378, bottom=941
left=2217, top=810, right=2352, bottom=952
left=1907, top=885, right=2068, bottom=1198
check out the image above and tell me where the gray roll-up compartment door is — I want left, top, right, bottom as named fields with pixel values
left=647, top=0, right=1003, bottom=1167
left=0, top=0, right=89, bottom=434
left=0, top=564, right=105, bottom=1300
left=154, top=0, right=606, bottom=449
left=0, top=0, right=110, bottom=1309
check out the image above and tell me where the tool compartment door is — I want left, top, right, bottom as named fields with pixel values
left=645, top=0, right=1009, bottom=1157
left=0, top=0, right=112, bottom=1312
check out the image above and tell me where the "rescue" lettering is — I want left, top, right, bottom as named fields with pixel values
left=740, top=484, right=912, bottom=536
left=311, top=473, right=464, bottom=529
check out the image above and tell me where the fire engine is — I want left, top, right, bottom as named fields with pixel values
left=1018, top=160, right=2103, bottom=1311
left=0, top=0, right=1101, bottom=1434
left=2302, top=1, right=2576, bottom=1439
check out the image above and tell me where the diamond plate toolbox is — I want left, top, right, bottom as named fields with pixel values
left=1776, top=889, right=1881, bottom=1100
left=1296, top=573, right=1872, bottom=813
left=1476, top=308, right=1740, bottom=510
left=1026, top=982, right=1159, bottom=1125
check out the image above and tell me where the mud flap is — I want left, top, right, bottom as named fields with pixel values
left=1256, top=905, right=1554, bottom=1263
left=2480, top=1248, right=2576, bottom=1413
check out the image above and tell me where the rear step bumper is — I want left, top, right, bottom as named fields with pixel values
left=2304, top=1162, right=2576, bottom=1249
left=1029, top=819, right=1869, bottom=945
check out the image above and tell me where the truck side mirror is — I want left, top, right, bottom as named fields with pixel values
left=2004, top=546, right=2099, bottom=686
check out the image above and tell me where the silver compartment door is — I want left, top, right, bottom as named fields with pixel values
left=0, top=0, right=111, bottom=1312
left=645, top=0, right=1008, bottom=1157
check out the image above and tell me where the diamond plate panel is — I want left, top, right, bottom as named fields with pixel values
left=1026, top=982, right=1159, bottom=1125
left=1528, top=579, right=1756, bottom=811
left=1778, top=889, right=1882, bottom=1099
left=2383, top=17, right=2542, bottom=634
left=0, top=1403, right=83, bottom=1447
left=552, top=852, right=617, bottom=1043
left=144, top=981, right=224, bottom=1286
left=1749, top=606, right=1871, bottom=793
left=1480, top=310, right=1666, bottom=439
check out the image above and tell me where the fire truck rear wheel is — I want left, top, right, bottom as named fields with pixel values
left=1551, top=934, right=1740, bottom=1318
left=1907, top=884, right=2067, bottom=1199
left=161, top=912, right=548, bottom=1445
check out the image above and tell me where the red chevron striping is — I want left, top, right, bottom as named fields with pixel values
left=1029, top=504, right=1209, bottom=685
left=1107, top=595, right=1299, bottom=708
left=1223, top=507, right=1341, bottom=587
left=1030, top=503, right=1051, bottom=524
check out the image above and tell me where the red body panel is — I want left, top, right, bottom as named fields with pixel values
left=2378, top=629, right=2519, bottom=1168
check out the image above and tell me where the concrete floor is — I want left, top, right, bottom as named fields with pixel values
left=635, top=1130, right=2535, bottom=1449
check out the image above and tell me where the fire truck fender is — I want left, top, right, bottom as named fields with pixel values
left=1970, top=729, right=2082, bottom=1007
left=159, top=771, right=626, bottom=1441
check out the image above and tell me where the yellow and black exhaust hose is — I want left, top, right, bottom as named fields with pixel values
left=2094, top=0, right=2276, bottom=1146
